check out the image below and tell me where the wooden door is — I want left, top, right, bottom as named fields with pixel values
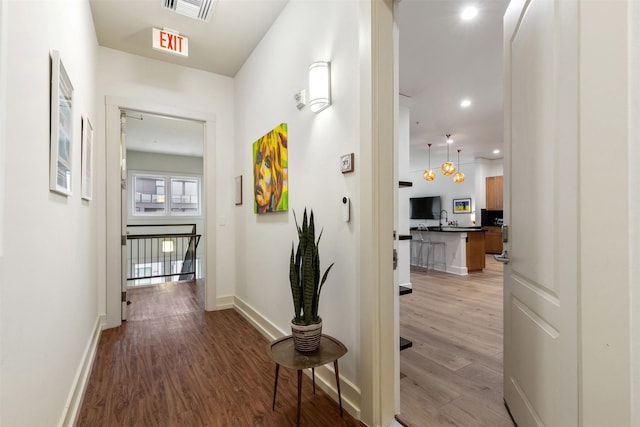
left=502, top=0, right=578, bottom=425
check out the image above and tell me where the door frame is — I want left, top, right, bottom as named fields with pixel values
left=358, top=0, right=397, bottom=425
left=104, top=96, right=216, bottom=328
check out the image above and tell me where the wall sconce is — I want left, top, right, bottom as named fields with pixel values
left=162, top=240, right=175, bottom=253
left=308, top=61, right=331, bottom=113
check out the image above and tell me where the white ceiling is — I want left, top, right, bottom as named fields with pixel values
left=124, top=111, right=204, bottom=157
left=89, top=0, right=288, bottom=77
left=90, top=0, right=509, bottom=162
left=399, top=0, right=509, bottom=166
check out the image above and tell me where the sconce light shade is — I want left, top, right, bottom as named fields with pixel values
left=308, top=61, right=331, bottom=113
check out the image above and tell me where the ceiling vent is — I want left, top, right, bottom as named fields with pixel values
left=162, top=0, right=216, bottom=22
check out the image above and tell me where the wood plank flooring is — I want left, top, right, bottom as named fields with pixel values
left=76, top=280, right=363, bottom=426
left=397, top=256, right=514, bottom=427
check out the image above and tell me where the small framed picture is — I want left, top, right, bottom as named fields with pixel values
left=453, top=197, right=472, bottom=214
left=49, top=50, right=74, bottom=196
left=340, top=153, right=354, bottom=173
left=81, top=116, right=93, bottom=201
left=234, top=175, right=242, bottom=205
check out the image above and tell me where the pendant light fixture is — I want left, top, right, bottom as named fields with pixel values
left=453, top=148, right=465, bottom=183
left=441, top=134, right=456, bottom=176
left=423, top=143, right=436, bottom=181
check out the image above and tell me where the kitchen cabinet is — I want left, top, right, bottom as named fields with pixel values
left=483, top=226, right=503, bottom=254
left=466, top=232, right=486, bottom=273
left=486, top=176, right=503, bottom=210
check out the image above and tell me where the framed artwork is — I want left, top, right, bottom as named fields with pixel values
left=340, top=153, right=354, bottom=173
left=453, top=197, right=472, bottom=214
left=49, top=50, right=74, bottom=196
left=234, top=175, right=242, bottom=205
left=253, top=123, right=288, bottom=214
left=81, top=116, right=93, bottom=201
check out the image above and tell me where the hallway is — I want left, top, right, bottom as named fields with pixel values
left=77, top=281, right=362, bottom=426
left=398, top=256, right=512, bottom=427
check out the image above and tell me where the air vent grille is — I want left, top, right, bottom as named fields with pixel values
left=162, top=0, right=216, bottom=22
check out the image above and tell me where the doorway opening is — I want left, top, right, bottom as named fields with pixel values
left=395, top=0, right=511, bottom=425
left=121, top=109, right=205, bottom=322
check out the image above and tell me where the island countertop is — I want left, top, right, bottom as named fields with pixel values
left=410, top=228, right=486, bottom=274
left=410, top=227, right=485, bottom=233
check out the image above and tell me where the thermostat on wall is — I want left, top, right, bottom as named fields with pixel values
left=340, top=153, right=354, bottom=173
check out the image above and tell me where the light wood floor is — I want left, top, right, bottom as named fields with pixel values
left=397, top=256, right=514, bottom=427
left=76, top=280, right=364, bottom=426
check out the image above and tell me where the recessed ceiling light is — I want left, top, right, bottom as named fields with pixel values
left=460, top=99, right=471, bottom=108
left=493, top=149, right=500, bottom=154
left=461, top=6, right=478, bottom=21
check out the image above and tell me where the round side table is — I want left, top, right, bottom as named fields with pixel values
left=266, top=334, right=348, bottom=426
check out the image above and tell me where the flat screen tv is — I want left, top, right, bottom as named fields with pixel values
left=410, top=196, right=441, bottom=220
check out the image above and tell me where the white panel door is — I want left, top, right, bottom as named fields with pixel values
left=503, top=0, right=578, bottom=426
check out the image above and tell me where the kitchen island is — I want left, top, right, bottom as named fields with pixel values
left=410, top=227, right=486, bottom=275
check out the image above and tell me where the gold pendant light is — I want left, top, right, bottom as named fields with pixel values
left=423, top=143, right=436, bottom=181
left=441, top=134, right=456, bottom=176
left=453, top=148, right=465, bottom=183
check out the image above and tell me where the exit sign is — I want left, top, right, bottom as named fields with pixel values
left=152, top=28, right=188, bottom=57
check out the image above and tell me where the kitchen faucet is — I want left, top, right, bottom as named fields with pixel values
left=439, top=209, right=448, bottom=228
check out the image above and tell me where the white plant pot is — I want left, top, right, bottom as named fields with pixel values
left=291, top=320, right=322, bottom=352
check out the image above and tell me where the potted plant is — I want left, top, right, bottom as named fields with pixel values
left=289, top=209, right=334, bottom=352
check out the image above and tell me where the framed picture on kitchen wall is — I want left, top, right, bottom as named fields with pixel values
left=49, top=50, right=74, bottom=196
left=453, top=197, right=471, bottom=214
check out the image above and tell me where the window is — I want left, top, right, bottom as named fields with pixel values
left=170, top=178, right=199, bottom=214
left=132, top=173, right=201, bottom=217
left=134, top=176, right=166, bottom=215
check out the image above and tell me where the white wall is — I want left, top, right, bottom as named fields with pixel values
left=127, top=150, right=203, bottom=177
left=0, top=0, right=7, bottom=258
left=398, top=96, right=411, bottom=235
left=630, top=2, right=640, bottom=424
left=0, top=1, right=99, bottom=425
left=96, top=47, right=235, bottom=325
left=234, top=0, right=360, bottom=394
left=406, top=160, right=477, bottom=228
left=408, top=144, right=503, bottom=225
left=0, top=0, right=8, bottom=421
left=398, top=97, right=411, bottom=288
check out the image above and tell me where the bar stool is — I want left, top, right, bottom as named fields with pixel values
left=410, top=231, right=426, bottom=267
left=426, top=238, right=446, bottom=272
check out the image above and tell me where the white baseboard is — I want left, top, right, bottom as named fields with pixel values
left=215, top=295, right=235, bottom=310
left=232, top=297, right=361, bottom=420
left=444, top=264, right=468, bottom=275
left=233, top=296, right=285, bottom=341
left=58, top=315, right=105, bottom=427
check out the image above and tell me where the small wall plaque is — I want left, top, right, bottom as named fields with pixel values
left=340, top=153, right=354, bottom=173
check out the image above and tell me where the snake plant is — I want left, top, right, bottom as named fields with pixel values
left=289, top=209, right=334, bottom=326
